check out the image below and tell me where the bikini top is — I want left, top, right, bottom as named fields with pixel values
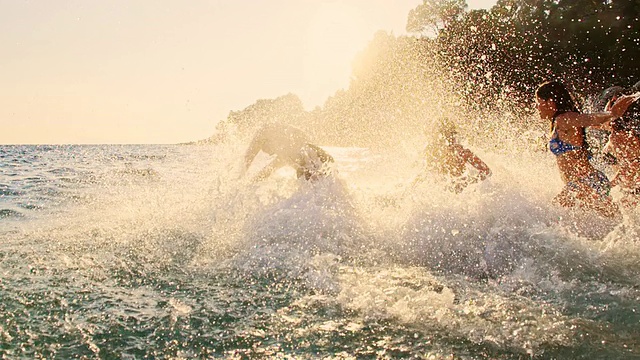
left=549, top=111, right=586, bottom=156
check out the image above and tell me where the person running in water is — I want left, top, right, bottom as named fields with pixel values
left=243, top=123, right=334, bottom=182
left=535, top=80, right=637, bottom=218
left=597, top=85, right=640, bottom=208
left=414, top=118, right=491, bottom=193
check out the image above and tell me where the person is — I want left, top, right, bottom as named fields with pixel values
left=599, top=85, right=640, bottom=208
left=534, top=80, right=637, bottom=218
left=414, top=118, right=491, bottom=193
left=595, top=86, right=626, bottom=114
left=242, top=122, right=334, bottom=182
left=594, top=86, right=628, bottom=166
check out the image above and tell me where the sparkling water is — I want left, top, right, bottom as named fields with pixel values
left=1, top=143, right=639, bottom=359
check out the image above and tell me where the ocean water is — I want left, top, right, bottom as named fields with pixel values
left=1, top=143, right=639, bottom=359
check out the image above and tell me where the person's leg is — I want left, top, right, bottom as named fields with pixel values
left=577, top=172, right=620, bottom=218
left=553, top=182, right=579, bottom=208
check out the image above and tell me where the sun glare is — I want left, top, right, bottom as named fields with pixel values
left=302, top=2, right=369, bottom=108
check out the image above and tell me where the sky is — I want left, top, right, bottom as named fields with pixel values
left=1, top=0, right=497, bottom=144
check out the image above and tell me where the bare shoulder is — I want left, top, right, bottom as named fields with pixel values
left=554, top=111, right=579, bottom=128
left=453, top=144, right=474, bottom=158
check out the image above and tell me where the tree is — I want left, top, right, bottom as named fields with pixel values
left=224, top=93, right=306, bottom=131
left=406, top=0, right=468, bottom=36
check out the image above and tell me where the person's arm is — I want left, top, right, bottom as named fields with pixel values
left=460, top=147, right=491, bottom=180
left=244, top=135, right=264, bottom=170
left=590, top=122, right=613, bottom=131
left=610, top=163, right=639, bottom=188
left=558, top=95, right=638, bottom=128
left=250, top=160, right=276, bottom=182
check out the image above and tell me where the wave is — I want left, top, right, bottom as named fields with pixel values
left=2, top=143, right=640, bottom=357
left=0, top=208, right=24, bottom=218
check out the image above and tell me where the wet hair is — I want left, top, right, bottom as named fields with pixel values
left=597, top=86, right=626, bottom=112
left=537, top=81, right=591, bottom=153
left=436, top=117, right=457, bottom=144
left=602, top=82, right=640, bottom=134
left=535, top=81, right=580, bottom=114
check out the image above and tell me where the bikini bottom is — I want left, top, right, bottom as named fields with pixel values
left=567, top=170, right=611, bottom=197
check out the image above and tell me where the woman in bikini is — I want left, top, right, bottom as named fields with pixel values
left=535, top=81, right=637, bottom=218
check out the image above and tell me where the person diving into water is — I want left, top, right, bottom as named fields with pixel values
left=413, top=118, right=491, bottom=193
left=242, top=122, right=335, bottom=182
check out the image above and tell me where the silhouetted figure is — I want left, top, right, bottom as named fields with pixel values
left=414, top=118, right=491, bottom=193
left=243, top=123, right=334, bottom=182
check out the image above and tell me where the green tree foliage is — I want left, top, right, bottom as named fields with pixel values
left=205, top=0, right=640, bottom=148
left=308, top=31, right=462, bottom=148
left=200, top=93, right=306, bottom=144
left=431, top=0, right=640, bottom=109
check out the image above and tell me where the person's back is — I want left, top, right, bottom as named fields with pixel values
left=244, top=123, right=309, bottom=172
left=426, top=140, right=467, bottom=177
left=243, top=122, right=334, bottom=182
left=603, top=88, right=640, bottom=203
left=418, top=118, right=491, bottom=193
left=249, top=123, right=310, bottom=163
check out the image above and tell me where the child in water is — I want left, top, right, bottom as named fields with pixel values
left=414, top=118, right=491, bottom=193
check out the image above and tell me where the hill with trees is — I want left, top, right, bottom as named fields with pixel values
left=201, top=0, right=639, bottom=148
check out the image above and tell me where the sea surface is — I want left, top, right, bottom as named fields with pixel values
left=1, top=143, right=639, bottom=359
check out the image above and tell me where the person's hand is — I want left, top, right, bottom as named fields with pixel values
left=452, top=182, right=465, bottom=194
left=464, top=175, right=478, bottom=185
left=610, top=94, right=640, bottom=118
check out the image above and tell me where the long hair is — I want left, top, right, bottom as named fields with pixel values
left=597, top=85, right=625, bottom=112
left=537, top=81, right=594, bottom=154
left=535, top=80, right=580, bottom=114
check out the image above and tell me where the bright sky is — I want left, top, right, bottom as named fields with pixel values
left=0, top=0, right=497, bottom=144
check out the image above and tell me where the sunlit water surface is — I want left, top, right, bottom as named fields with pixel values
left=1, top=143, right=639, bottom=359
